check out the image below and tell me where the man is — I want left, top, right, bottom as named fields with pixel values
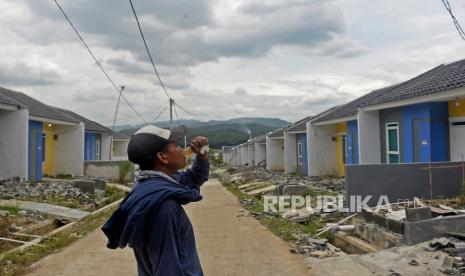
left=102, top=124, right=209, bottom=276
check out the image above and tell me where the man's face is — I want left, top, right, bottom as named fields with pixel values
left=159, top=142, right=187, bottom=170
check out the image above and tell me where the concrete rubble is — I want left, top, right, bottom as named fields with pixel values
left=0, top=177, right=106, bottom=206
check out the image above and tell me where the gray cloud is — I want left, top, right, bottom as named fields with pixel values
left=0, top=58, right=66, bottom=86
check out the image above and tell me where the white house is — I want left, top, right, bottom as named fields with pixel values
left=266, top=127, right=286, bottom=171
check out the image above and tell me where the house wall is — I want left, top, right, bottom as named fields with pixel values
left=284, top=132, right=297, bottom=174
left=0, top=108, right=28, bottom=180
left=380, top=103, right=449, bottom=164
left=112, top=139, right=129, bottom=161
left=240, top=146, right=248, bottom=166
left=449, top=99, right=465, bottom=117
left=266, top=137, right=284, bottom=171
left=336, top=122, right=347, bottom=177
left=42, top=124, right=56, bottom=176
left=296, top=133, right=308, bottom=176
left=54, top=123, right=85, bottom=176
left=255, top=143, right=266, bottom=166
left=101, top=133, right=112, bottom=161
left=247, top=145, right=255, bottom=167
left=307, top=123, right=337, bottom=176
left=234, top=148, right=241, bottom=166
left=358, top=110, right=381, bottom=164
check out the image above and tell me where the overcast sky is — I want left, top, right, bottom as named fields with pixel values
left=1, top=0, right=465, bottom=125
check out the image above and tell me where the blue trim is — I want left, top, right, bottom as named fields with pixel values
left=346, top=120, right=359, bottom=164
left=28, top=120, right=43, bottom=181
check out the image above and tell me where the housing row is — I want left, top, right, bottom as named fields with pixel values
left=223, top=58, right=465, bottom=178
left=0, top=87, right=130, bottom=182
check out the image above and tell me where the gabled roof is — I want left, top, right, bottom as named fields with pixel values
left=0, top=87, right=79, bottom=123
left=361, top=59, right=465, bottom=107
left=286, top=115, right=313, bottom=132
left=255, top=135, right=266, bottom=144
left=0, top=93, right=23, bottom=108
left=268, top=127, right=286, bottom=138
left=54, top=107, right=112, bottom=134
left=313, top=85, right=400, bottom=123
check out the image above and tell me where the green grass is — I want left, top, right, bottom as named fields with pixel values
left=103, top=186, right=128, bottom=205
left=118, top=161, right=134, bottom=184
left=18, top=195, right=85, bottom=210
left=0, top=205, right=118, bottom=276
left=0, top=206, right=20, bottom=216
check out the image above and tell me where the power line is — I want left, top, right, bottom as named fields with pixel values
left=173, top=103, right=180, bottom=125
left=128, top=0, right=172, bottom=99
left=174, top=102, right=203, bottom=120
left=151, top=106, right=169, bottom=123
left=53, top=0, right=148, bottom=124
left=441, top=0, right=465, bottom=41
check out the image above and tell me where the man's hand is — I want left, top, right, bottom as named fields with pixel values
left=190, top=136, right=209, bottom=160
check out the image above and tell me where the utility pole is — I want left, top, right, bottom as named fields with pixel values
left=110, top=85, right=125, bottom=160
left=169, top=98, right=174, bottom=128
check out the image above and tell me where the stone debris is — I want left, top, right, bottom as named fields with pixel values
left=291, top=232, right=344, bottom=258
left=424, top=236, right=465, bottom=274
left=0, top=177, right=103, bottom=206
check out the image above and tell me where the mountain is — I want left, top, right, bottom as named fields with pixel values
left=112, top=117, right=290, bottom=149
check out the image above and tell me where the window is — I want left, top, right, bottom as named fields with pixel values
left=386, top=123, right=400, bottom=164
left=297, top=140, right=303, bottom=165
left=95, top=136, right=101, bottom=161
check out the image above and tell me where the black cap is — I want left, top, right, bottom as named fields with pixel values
left=127, top=124, right=187, bottom=168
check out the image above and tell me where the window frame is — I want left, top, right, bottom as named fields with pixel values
left=297, top=140, right=303, bottom=165
left=385, top=122, right=400, bottom=164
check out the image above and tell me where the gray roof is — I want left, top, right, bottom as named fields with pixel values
left=255, top=135, right=266, bottom=144
left=313, top=85, right=400, bottom=123
left=113, top=131, right=130, bottom=140
left=0, top=93, right=22, bottom=108
left=361, top=59, right=465, bottom=107
left=54, top=107, right=112, bottom=134
left=268, top=127, right=286, bottom=138
left=0, top=87, right=79, bottom=123
left=286, top=115, right=313, bottom=132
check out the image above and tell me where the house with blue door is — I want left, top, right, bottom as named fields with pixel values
left=284, top=116, right=313, bottom=176
left=0, top=93, right=28, bottom=180
left=307, top=89, right=390, bottom=177
left=355, top=58, right=465, bottom=165
left=54, top=107, right=113, bottom=161
left=0, top=87, right=85, bottom=182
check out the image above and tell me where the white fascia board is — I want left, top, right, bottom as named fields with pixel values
left=29, top=116, right=78, bottom=126
left=359, top=87, right=465, bottom=112
left=285, top=130, right=306, bottom=134
left=312, top=115, right=357, bottom=126
left=0, top=103, right=20, bottom=111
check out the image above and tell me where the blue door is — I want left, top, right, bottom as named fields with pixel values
left=297, top=134, right=308, bottom=176
left=413, top=119, right=431, bottom=162
left=84, top=133, right=96, bottom=160
left=346, top=121, right=359, bottom=164
left=28, top=120, right=43, bottom=182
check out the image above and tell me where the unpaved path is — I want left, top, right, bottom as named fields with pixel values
left=26, top=179, right=311, bottom=276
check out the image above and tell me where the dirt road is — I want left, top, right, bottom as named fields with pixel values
left=26, top=179, right=311, bottom=276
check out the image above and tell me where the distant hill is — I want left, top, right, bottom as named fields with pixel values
left=112, top=117, right=290, bottom=149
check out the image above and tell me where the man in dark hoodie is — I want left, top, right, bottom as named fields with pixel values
left=102, top=124, right=209, bottom=276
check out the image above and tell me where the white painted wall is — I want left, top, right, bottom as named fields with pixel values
left=247, top=145, right=255, bottom=167
left=240, top=146, right=248, bottom=166
left=112, top=139, right=129, bottom=161
left=54, top=123, right=85, bottom=176
left=307, top=122, right=337, bottom=176
left=0, top=108, right=28, bottom=180
left=357, top=110, right=381, bottom=164
left=284, top=132, right=297, bottom=174
left=255, top=143, right=266, bottom=166
left=101, top=133, right=112, bottom=161
left=266, top=136, right=284, bottom=171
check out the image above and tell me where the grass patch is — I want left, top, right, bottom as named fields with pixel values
left=118, top=161, right=134, bottom=184
left=0, top=205, right=118, bottom=276
left=103, top=186, right=128, bottom=205
left=0, top=205, right=20, bottom=216
left=18, top=195, right=86, bottom=210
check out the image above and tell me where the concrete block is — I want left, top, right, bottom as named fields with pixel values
left=404, top=214, right=465, bottom=245
left=362, top=209, right=374, bottom=223
left=94, top=179, right=107, bottom=191
left=72, top=180, right=95, bottom=193
left=405, top=207, right=432, bottom=222
left=386, top=218, right=404, bottom=234
left=282, top=185, right=309, bottom=196
left=372, top=213, right=387, bottom=228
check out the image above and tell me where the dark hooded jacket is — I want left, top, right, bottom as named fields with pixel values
left=102, top=158, right=210, bottom=276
